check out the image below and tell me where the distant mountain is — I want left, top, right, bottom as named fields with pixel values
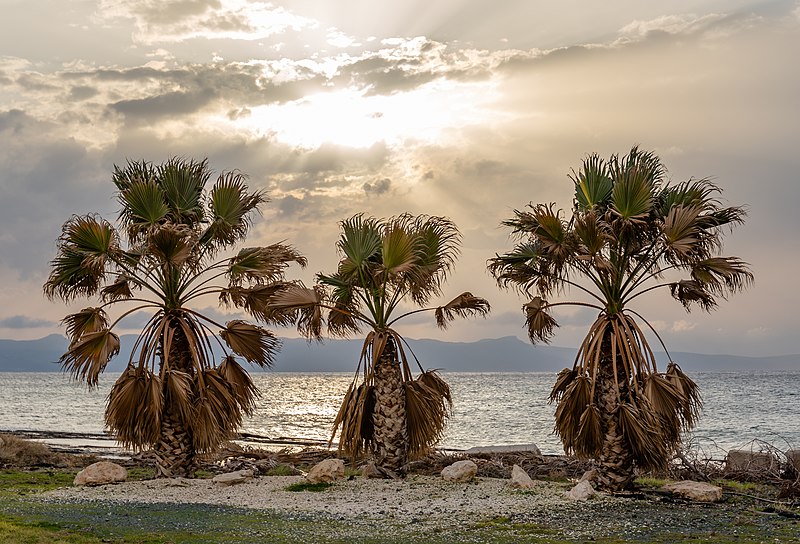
left=1, top=334, right=798, bottom=373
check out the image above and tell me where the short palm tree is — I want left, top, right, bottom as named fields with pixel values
left=488, top=147, right=752, bottom=490
left=44, top=158, right=306, bottom=477
left=259, top=214, right=490, bottom=471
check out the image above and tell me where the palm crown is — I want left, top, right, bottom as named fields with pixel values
left=264, top=214, right=490, bottom=465
left=44, top=158, right=305, bottom=474
left=489, top=147, right=753, bottom=486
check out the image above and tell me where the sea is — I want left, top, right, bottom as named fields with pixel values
left=1, top=371, right=798, bottom=458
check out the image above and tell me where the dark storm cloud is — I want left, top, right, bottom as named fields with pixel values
left=362, top=178, right=391, bottom=195
left=111, top=89, right=217, bottom=120
left=0, top=315, right=55, bottom=328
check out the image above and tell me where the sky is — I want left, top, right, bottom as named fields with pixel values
left=0, top=0, right=798, bottom=357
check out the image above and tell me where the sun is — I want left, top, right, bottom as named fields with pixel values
left=230, top=79, right=501, bottom=149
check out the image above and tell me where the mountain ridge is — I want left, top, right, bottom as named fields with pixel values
left=1, top=334, right=797, bottom=373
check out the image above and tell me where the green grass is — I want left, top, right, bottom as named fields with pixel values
left=284, top=481, right=333, bottom=492
left=263, top=464, right=296, bottom=476
left=634, top=476, right=669, bottom=488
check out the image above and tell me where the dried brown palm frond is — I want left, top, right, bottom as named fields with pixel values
left=434, top=292, right=491, bottom=329
left=218, top=355, right=259, bottom=415
left=220, top=320, right=279, bottom=367
left=643, top=373, right=682, bottom=445
left=61, top=307, right=109, bottom=344
left=666, top=362, right=702, bottom=429
left=147, top=224, right=193, bottom=267
left=617, top=400, right=669, bottom=471
left=193, top=369, right=240, bottom=452
left=405, top=371, right=453, bottom=459
left=553, top=375, right=592, bottom=454
left=164, top=369, right=195, bottom=428
left=265, top=283, right=325, bottom=339
left=575, top=403, right=602, bottom=458
left=100, top=275, right=134, bottom=302
left=524, top=296, right=558, bottom=343
left=60, top=329, right=121, bottom=388
left=105, top=367, right=162, bottom=449
left=330, top=381, right=375, bottom=460
left=218, top=284, right=288, bottom=323
left=549, top=368, right=577, bottom=403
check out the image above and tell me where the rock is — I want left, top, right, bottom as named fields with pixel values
left=73, top=461, right=128, bottom=486
left=510, top=464, right=535, bottom=489
left=785, top=450, right=800, bottom=472
left=662, top=481, right=723, bottom=503
left=578, top=469, right=598, bottom=483
left=306, top=458, right=345, bottom=483
left=566, top=480, right=597, bottom=500
left=212, top=469, right=254, bottom=486
left=441, top=460, right=478, bottom=482
left=725, top=450, right=777, bottom=472
left=464, top=444, right=542, bottom=456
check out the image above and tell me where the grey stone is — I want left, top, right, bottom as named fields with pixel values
left=726, top=449, right=777, bottom=472
left=510, top=464, right=535, bottom=489
left=306, top=458, right=345, bottom=483
left=566, top=480, right=597, bottom=500
left=212, top=469, right=254, bottom=486
left=73, top=461, right=128, bottom=486
left=441, top=460, right=478, bottom=482
left=662, top=480, right=723, bottom=502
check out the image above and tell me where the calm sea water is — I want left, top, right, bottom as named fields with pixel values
left=1, top=371, right=797, bottom=456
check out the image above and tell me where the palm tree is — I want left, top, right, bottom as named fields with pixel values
left=44, top=158, right=306, bottom=477
left=488, top=147, right=753, bottom=490
left=260, top=214, right=490, bottom=472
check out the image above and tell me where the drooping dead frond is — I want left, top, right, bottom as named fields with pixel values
left=220, top=320, right=279, bottom=367
left=670, top=279, right=717, bottom=311
left=105, top=367, right=162, bottom=449
left=60, top=329, right=121, bottom=388
left=549, top=368, right=577, bottom=403
left=61, top=307, right=109, bottom=345
left=524, top=297, right=558, bottom=344
left=330, top=380, right=375, bottom=461
left=617, top=400, right=669, bottom=471
left=643, top=373, right=682, bottom=445
left=193, top=369, right=240, bottom=452
left=553, top=375, right=592, bottom=455
left=164, top=369, right=195, bottom=429
left=575, top=403, right=602, bottom=458
left=405, top=370, right=453, bottom=459
left=434, top=292, right=491, bottom=329
left=666, top=362, right=702, bottom=430
left=148, top=223, right=194, bottom=267
left=219, top=284, right=289, bottom=323
left=218, top=355, right=259, bottom=415
left=100, top=275, right=134, bottom=302
left=266, top=283, right=325, bottom=339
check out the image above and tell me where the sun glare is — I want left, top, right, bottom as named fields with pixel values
left=232, top=79, right=500, bottom=149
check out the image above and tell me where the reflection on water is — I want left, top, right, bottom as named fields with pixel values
left=1, top=371, right=798, bottom=455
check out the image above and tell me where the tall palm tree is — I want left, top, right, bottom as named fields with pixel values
left=44, top=158, right=306, bottom=477
left=488, top=147, right=753, bottom=490
left=259, top=214, right=490, bottom=472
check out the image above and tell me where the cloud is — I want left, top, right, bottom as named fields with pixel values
left=0, top=315, right=55, bottom=329
left=363, top=178, right=391, bottom=195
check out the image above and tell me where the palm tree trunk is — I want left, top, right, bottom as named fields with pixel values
left=596, top=336, right=634, bottom=491
left=371, top=337, right=408, bottom=472
left=154, top=323, right=196, bottom=478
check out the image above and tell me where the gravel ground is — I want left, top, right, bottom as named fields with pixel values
left=41, top=475, right=800, bottom=542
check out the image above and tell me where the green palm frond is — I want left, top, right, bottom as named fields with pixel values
left=572, top=153, right=613, bottom=211
left=611, top=164, right=655, bottom=221
left=662, top=205, right=702, bottom=259
left=690, top=256, right=754, bottom=295
left=203, top=171, right=267, bottom=247
left=118, top=180, right=169, bottom=239
left=228, top=244, right=307, bottom=286
left=487, top=241, right=548, bottom=295
left=434, top=292, right=491, bottom=329
left=60, top=329, right=121, bottom=387
left=111, top=159, right=156, bottom=192
left=337, top=214, right=382, bottom=282
left=220, top=320, right=279, bottom=367
left=380, top=223, right=417, bottom=277
left=157, top=157, right=208, bottom=225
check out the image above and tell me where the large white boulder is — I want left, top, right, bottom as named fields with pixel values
left=212, top=469, right=254, bottom=486
left=306, top=458, right=345, bottom=483
left=441, top=460, right=478, bottom=482
left=73, top=461, right=128, bottom=486
left=662, top=481, right=723, bottom=503
left=510, top=464, right=536, bottom=489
